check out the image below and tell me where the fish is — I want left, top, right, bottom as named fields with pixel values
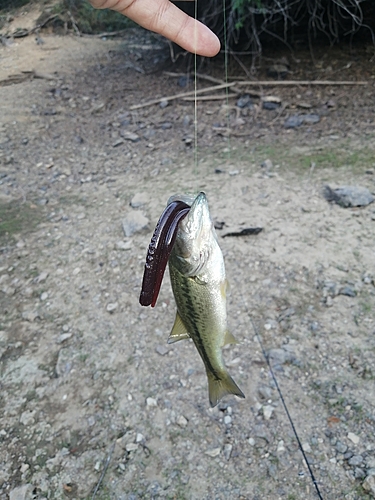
left=167, top=192, right=245, bottom=407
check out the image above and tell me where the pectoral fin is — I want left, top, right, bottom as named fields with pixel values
left=224, top=330, right=237, bottom=346
left=168, top=312, right=190, bottom=344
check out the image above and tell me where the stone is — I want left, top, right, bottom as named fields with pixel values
left=9, top=485, right=34, bottom=500
left=205, top=447, right=221, bottom=457
left=155, top=345, right=169, bottom=356
left=146, top=397, right=157, bottom=407
left=284, top=115, right=304, bottom=128
left=336, top=441, right=347, bottom=454
left=223, top=443, right=233, bottom=460
left=263, top=405, right=274, bottom=420
left=115, top=240, right=132, bottom=250
left=130, top=192, right=149, bottom=208
left=363, top=474, right=375, bottom=495
left=106, top=302, right=118, bottom=313
left=177, top=415, right=188, bottom=427
left=348, top=455, right=363, bottom=466
left=348, top=432, right=360, bottom=444
left=122, top=212, right=149, bottom=237
left=125, top=443, right=138, bottom=452
left=323, top=185, right=374, bottom=208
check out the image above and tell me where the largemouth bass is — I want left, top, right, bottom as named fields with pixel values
left=167, top=192, right=245, bottom=407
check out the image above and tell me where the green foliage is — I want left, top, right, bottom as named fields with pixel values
left=61, top=0, right=135, bottom=33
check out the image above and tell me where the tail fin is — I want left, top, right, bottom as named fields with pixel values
left=207, top=372, right=245, bottom=408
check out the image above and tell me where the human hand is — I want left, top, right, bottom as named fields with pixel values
left=88, top=0, right=220, bottom=57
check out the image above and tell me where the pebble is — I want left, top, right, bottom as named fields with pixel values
left=224, top=415, right=232, bottom=425
left=35, top=271, right=49, bottom=283
left=146, top=397, right=157, bottom=407
left=348, top=455, right=363, bottom=466
left=248, top=438, right=255, bottom=446
left=348, top=432, right=360, bottom=444
left=263, top=405, right=274, bottom=420
left=323, top=185, right=374, bottom=208
left=122, top=212, right=149, bottom=237
left=205, top=447, right=221, bottom=457
left=336, top=441, right=347, bottom=454
left=277, top=440, right=285, bottom=453
left=106, top=302, right=118, bottom=313
left=130, top=192, right=149, bottom=208
left=9, top=485, right=34, bottom=500
left=363, top=474, right=375, bottom=495
left=177, top=415, right=188, bottom=427
left=302, top=442, right=312, bottom=453
left=223, top=443, right=233, bottom=460
left=40, top=291, right=49, bottom=301
left=115, top=240, right=132, bottom=250
left=126, top=442, right=138, bottom=452
left=121, top=131, right=140, bottom=142
left=136, top=433, right=144, bottom=443
left=236, top=94, right=253, bottom=109
left=155, top=345, right=169, bottom=356
left=57, top=333, right=73, bottom=344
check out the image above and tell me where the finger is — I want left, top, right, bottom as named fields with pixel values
left=119, top=0, right=220, bottom=56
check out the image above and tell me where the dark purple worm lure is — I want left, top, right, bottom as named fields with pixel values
left=139, top=200, right=190, bottom=307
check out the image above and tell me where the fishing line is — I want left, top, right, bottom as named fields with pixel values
left=248, top=316, right=324, bottom=500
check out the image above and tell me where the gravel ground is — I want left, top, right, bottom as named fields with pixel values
left=1, top=11, right=375, bottom=500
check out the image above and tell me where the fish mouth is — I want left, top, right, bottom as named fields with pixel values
left=139, top=198, right=190, bottom=307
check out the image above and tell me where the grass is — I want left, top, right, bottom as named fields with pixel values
left=0, top=200, right=43, bottom=245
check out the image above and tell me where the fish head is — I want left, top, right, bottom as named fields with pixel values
left=173, top=192, right=217, bottom=275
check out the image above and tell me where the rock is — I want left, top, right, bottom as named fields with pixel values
left=130, top=192, right=149, bottom=208
left=20, top=410, right=36, bottom=426
left=348, top=432, right=360, bottom=444
left=55, top=348, right=72, bottom=377
left=125, top=442, right=138, bottom=452
left=9, top=485, right=34, bottom=500
left=236, top=94, right=253, bottom=109
left=155, top=345, right=169, bottom=356
left=122, top=212, right=149, bottom=237
left=263, top=405, right=274, bottom=420
left=106, top=302, right=118, bottom=313
left=178, top=76, right=190, bottom=88
left=303, top=114, right=320, bottom=124
left=121, top=131, right=140, bottom=142
left=57, top=333, right=72, bottom=344
left=354, top=468, right=366, bottom=479
left=363, top=474, right=375, bottom=495
left=159, top=99, right=169, bottom=109
left=336, top=441, right=347, bottom=454
left=263, top=101, right=280, bottom=111
left=348, top=455, right=363, bottom=466
left=35, top=271, right=49, bottom=283
left=115, top=240, right=132, bottom=250
left=177, top=415, right=188, bottom=427
left=302, top=442, right=312, bottom=453
left=146, top=397, right=157, bottom=407
left=261, top=159, right=273, bottom=173
left=205, top=447, right=221, bottom=457
left=338, top=285, right=356, bottom=297
left=224, top=415, right=232, bottom=425
left=267, top=347, right=294, bottom=366
left=323, top=185, right=374, bottom=208
left=40, top=292, right=49, bottom=301
left=223, top=443, right=233, bottom=460
left=284, top=115, right=304, bottom=128
left=267, top=63, right=289, bottom=79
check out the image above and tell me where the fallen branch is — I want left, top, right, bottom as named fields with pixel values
left=129, top=82, right=238, bottom=110
left=182, top=94, right=237, bottom=101
left=0, top=70, right=57, bottom=87
left=131, top=78, right=367, bottom=110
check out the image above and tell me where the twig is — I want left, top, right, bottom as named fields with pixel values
left=236, top=80, right=367, bottom=86
left=129, top=82, right=238, bottom=110
left=9, top=14, right=59, bottom=38
left=67, top=10, right=81, bottom=37
left=91, top=441, right=116, bottom=500
left=182, top=94, right=237, bottom=101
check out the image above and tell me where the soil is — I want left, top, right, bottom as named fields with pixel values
left=1, top=4, right=375, bottom=500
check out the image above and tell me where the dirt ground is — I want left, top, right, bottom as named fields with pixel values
left=1, top=5, right=375, bottom=500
